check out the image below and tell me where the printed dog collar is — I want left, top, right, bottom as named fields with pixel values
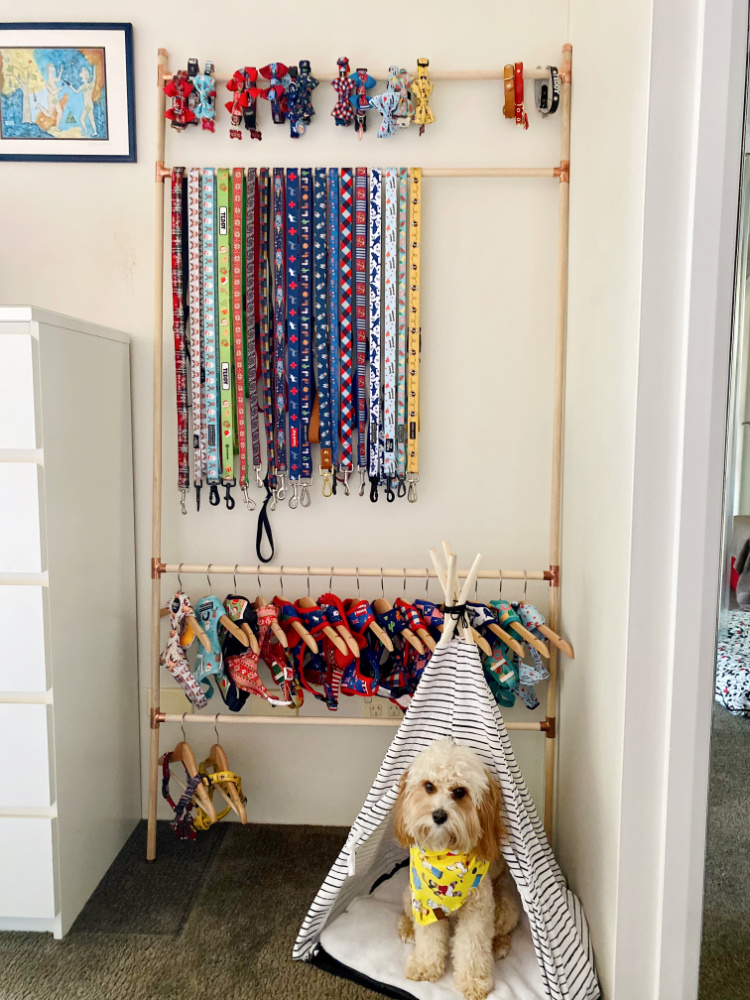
left=193, top=61, right=216, bottom=132
left=164, top=69, right=196, bottom=130
left=331, top=57, right=356, bottom=127
left=503, top=64, right=515, bottom=120
left=350, top=67, right=376, bottom=138
left=411, top=59, right=435, bottom=135
left=226, top=67, right=264, bottom=141
left=260, top=63, right=290, bottom=124
left=298, top=60, right=318, bottom=124
left=534, top=65, right=560, bottom=115
left=370, top=80, right=399, bottom=140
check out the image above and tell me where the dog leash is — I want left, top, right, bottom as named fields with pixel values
left=216, top=168, right=235, bottom=508
left=313, top=168, right=334, bottom=497
left=354, top=166, right=369, bottom=490
left=338, top=167, right=354, bottom=491
left=382, top=167, right=398, bottom=500
left=407, top=168, right=422, bottom=502
left=368, top=167, right=382, bottom=501
left=187, top=167, right=204, bottom=509
left=170, top=167, right=190, bottom=514
left=286, top=169, right=302, bottom=501
left=231, top=167, right=254, bottom=512
left=299, top=168, right=314, bottom=501
left=327, top=168, right=341, bottom=478
left=257, top=168, right=276, bottom=491
left=201, top=168, right=221, bottom=505
left=396, top=167, right=408, bottom=494
left=245, top=168, right=262, bottom=497
left=272, top=168, right=288, bottom=500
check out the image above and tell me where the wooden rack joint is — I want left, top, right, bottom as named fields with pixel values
left=150, top=707, right=162, bottom=730
left=554, top=161, right=570, bottom=183
left=549, top=565, right=560, bottom=588
left=151, top=557, right=166, bottom=579
left=543, top=718, right=556, bottom=739
left=155, top=161, right=170, bottom=183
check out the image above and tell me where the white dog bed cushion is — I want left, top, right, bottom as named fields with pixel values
left=319, top=868, right=547, bottom=1000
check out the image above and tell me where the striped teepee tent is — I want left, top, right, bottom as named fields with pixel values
left=293, top=638, right=601, bottom=1000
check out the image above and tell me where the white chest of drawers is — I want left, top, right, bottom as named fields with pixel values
left=0, top=307, right=139, bottom=939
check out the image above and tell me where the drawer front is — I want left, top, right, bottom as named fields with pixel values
left=0, top=817, right=56, bottom=917
left=0, top=586, right=47, bottom=692
left=0, top=464, right=42, bottom=572
left=0, top=705, right=52, bottom=807
left=0, top=334, right=37, bottom=449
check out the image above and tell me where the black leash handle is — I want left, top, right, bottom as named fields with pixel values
left=256, top=475, right=275, bottom=563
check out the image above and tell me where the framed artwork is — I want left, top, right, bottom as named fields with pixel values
left=0, top=22, right=135, bottom=161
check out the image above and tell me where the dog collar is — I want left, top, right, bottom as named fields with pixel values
left=164, top=69, right=195, bottom=130
left=514, top=62, right=529, bottom=129
left=260, top=62, right=290, bottom=124
left=534, top=65, right=560, bottom=115
left=411, top=59, right=435, bottom=135
left=193, top=61, right=216, bottom=132
left=350, top=67, right=376, bottom=138
left=331, top=57, right=356, bottom=127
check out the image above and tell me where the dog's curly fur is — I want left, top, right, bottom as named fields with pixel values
left=394, top=741, right=520, bottom=1000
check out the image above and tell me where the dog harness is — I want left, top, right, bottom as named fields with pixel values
left=410, top=847, right=490, bottom=925
left=193, top=595, right=228, bottom=697
left=162, top=753, right=202, bottom=839
left=331, top=57, right=355, bottom=126
left=160, top=592, right=208, bottom=708
left=222, top=596, right=287, bottom=705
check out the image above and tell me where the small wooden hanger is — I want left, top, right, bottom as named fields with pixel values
left=320, top=579, right=360, bottom=658
left=274, top=568, right=318, bottom=653
left=202, top=565, right=250, bottom=648
left=161, top=734, right=217, bottom=824
left=253, top=570, right=289, bottom=647
left=536, top=623, right=574, bottom=659
left=203, top=717, right=247, bottom=823
left=296, top=596, right=348, bottom=655
left=160, top=593, right=212, bottom=653
left=372, top=597, right=426, bottom=655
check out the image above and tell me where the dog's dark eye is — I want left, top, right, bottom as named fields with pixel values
left=424, top=782, right=435, bottom=794
left=452, top=787, right=466, bottom=800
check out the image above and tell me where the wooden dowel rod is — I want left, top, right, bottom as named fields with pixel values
left=161, top=564, right=552, bottom=581
left=422, top=167, right=557, bottom=178
left=543, top=42, right=572, bottom=844
left=158, top=713, right=545, bottom=731
left=147, top=46, right=170, bottom=865
left=163, top=67, right=552, bottom=86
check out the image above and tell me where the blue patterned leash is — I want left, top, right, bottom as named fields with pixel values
left=299, top=168, right=314, bottom=499
left=382, top=167, right=398, bottom=501
left=286, top=168, right=301, bottom=502
left=314, top=168, right=334, bottom=497
left=354, top=166, right=369, bottom=494
left=368, top=167, right=382, bottom=501
left=272, top=168, right=288, bottom=501
left=327, top=168, right=341, bottom=480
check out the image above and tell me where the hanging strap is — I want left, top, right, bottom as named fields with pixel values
left=257, top=168, right=276, bottom=490
left=187, top=168, right=204, bottom=509
left=170, top=168, right=190, bottom=513
left=382, top=167, right=398, bottom=500
left=354, top=166, right=369, bottom=488
left=396, top=167, right=408, bottom=492
left=338, top=167, right=354, bottom=488
left=313, top=169, right=333, bottom=495
left=327, top=168, right=341, bottom=474
left=231, top=168, right=251, bottom=512
left=407, top=168, right=422, bottom=502
left=216, top=168, right=235, bottom=503
left=287, top=168, right=302, bottom=493
left=244, top=168, right=262, bottom=493
left=201, top=168, right=221, bottom=506
left=368, top=167, right=382, bottom=498
left=299, top=168, right=314, bottom=498
left=272, top=168, right=288, bottom=498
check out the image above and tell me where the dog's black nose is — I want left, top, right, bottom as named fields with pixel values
left=432, top=809, right=448, bottom=826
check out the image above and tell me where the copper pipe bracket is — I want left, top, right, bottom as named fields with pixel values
left=549, top=564, right=560, bottom=588
left=542, top=718, right=556, bottom=738
left=150, top=708, right=165, bottom=729
left=554, top=161, right=570, bottom=183
left=152, top=557, right=166, bottom=579
left=155, top=161, right=171, bottom=183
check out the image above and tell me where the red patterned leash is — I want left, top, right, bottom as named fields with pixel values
left=232, top=168, right=255, bottom=511
left=338, top=167, right=354, bottom=492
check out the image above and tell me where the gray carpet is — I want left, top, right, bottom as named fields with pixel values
left=0, top=821, right=378, bottom=1000
left=700, top=703, right=750, bottom=998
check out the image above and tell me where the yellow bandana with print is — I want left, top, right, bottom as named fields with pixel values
left=410, top=846, right=490, bottom=925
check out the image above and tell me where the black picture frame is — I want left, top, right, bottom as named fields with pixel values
left=0, top=22, right=136, bottom=162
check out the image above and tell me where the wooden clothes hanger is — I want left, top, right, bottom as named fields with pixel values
left=372, top=567, right=425, bottom=654
left=160, top=731, right=217, bottom=825
left=201, top=716, right=247, bottom=824
left=272, top=567, right=318, bottom=653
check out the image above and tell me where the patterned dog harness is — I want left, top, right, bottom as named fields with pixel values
left=410, top=847, right=489, bottom=925
left=162, top=752, right=202, bottom=839
left=193, top=595, right=227, bottom=698
left=160, top=592, right=207, bottom=708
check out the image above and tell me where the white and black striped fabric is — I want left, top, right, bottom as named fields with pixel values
left=293, top=640, right=600, bottom=1000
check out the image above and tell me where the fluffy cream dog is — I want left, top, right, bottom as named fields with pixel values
left=394, top=740, right=520, bottom=1000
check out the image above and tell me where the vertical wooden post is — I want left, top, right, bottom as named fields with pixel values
left=147, top=48, right=169, bottom=862
left=544, top=43, right=572, bottom=842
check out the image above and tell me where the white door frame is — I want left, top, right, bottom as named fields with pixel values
left=616, top=0, right=748, bottom=997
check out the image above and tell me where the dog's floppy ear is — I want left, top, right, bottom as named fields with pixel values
left=476, top=770, right=506, bottom=863
left=393, top=769, right=412, bottom=848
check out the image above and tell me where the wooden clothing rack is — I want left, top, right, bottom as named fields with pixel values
left=148, top=46, right=572, bottom=860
